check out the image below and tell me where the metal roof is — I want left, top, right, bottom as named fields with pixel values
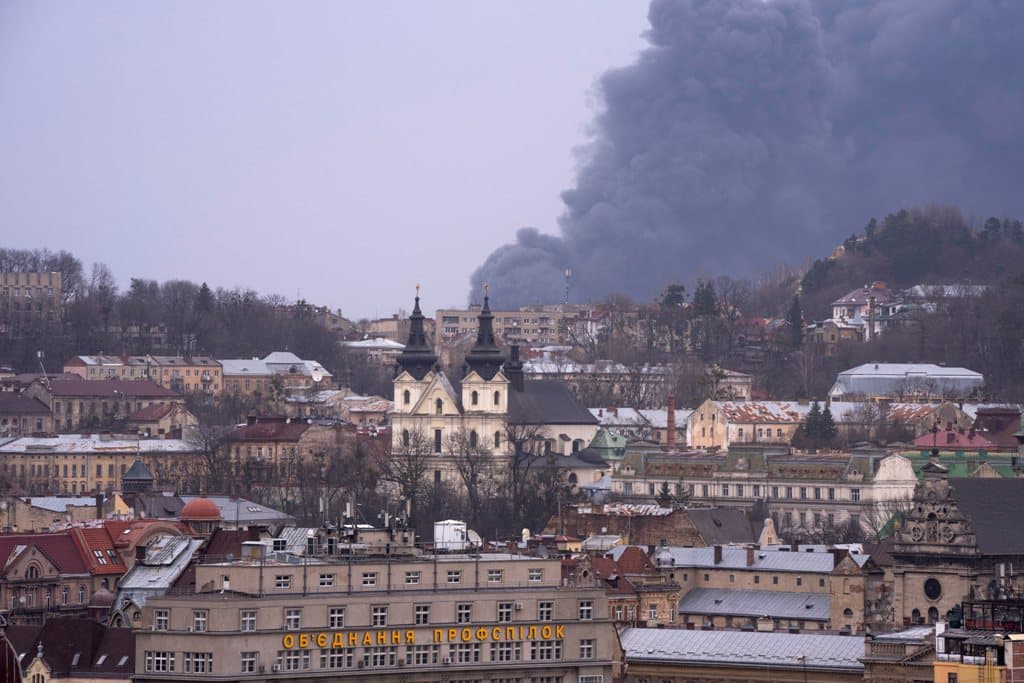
left=0, top=435, right=196, bottom=454
left=654, top=546, right=835, bottom=573
left=20, top=496, right=99, bottom=512
left=180, top=495, right=294, bottom=525
left=620, top=628, right=865, bottom=671
left=677, top=588, right=830, bottom=621
left=830, top=363, right=983, bottom=398
left=115, top=537, right=203, bottom=606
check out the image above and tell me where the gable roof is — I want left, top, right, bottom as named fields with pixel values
left=678, top=587, right=830, bottom=621
left=125, top=402, right=174, bottom=422
left=0, top=532, right=89, bottom=574
left=951, top=479, right=1024, bottom=555
left=40, top=379, right=181, bottom=398
left=73, top=527, right=126, bottom=575
left=15, top=618, right=133, bottom=676
left=655, top=545, right=835, bottom=573
left=0, top=394, right=50, bottom=415
left=409, top=371, right=461, bottom=415
left=508, top=380, right=597, bottom=425
left=223, top=418, right=311, bottom=442
left=686, top=508, right=756, bottom=546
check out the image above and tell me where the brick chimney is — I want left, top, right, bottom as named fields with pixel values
left=746, top=546, right=755, bottom=567
left=713, top=545, right=723, bottom=564
left=666, top=395, right=676, bottom=450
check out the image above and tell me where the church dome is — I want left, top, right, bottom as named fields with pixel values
left=181, top=498, right=221, bottom=522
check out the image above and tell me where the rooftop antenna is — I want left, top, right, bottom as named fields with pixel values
left=37, top=350, right=49, bottom=388
left=564, top=268, right=572, bottom=305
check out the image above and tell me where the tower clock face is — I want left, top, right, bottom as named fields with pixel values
left=924, top=578, right=942, bottom=600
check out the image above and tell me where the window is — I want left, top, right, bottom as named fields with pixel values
left=275, top=575, right=292, bottom=589
left=494, top=390, right=501, bottom=405
left=155, top=609, right=169, bottom=631
left=649, top=603, right=658, bottom=620
left=579, top=677, right=604, bottom=683
left=773, top=576, right=779, bottom=585
left=819, top=578, right=826, bottom=588
left=402, top=430, right=410, bottom=447
left=488, top=568, right=503, bottom=583
left=403, top=389, right=410, bottom=405
left=145, top=651, right=175, bottom=672
left=494, top=431, right=501, bottom=448
left=736, top=484, right=744, bottom=497
left=948, top=673, right=959, bottom=683
left=528, top=568, right=543, bottom=582
left=800, top=487, right=807, bottom=500
left=721, top=484, right=729, bottom=496
left=469, top=430, right=478, bottom=448
left=753, top=484, right=761, bottom=497
left=329, top=607, right=345, bottom=628
left=538, top=601, right=553, bottom=621
left=192, top=609, right=208, bottom=632
left=754, top=575, right=760, bottom=584
left=435, top=398, right=443, bottom=415
left=241, top=652, right=258, bottom=673
left=451, top=642, right=481, bottom=663
left=530, top=640, right=562, bottom=660
left=851, top=488, right=861, bottom=501
left=406, top=644, right=440, bottom=665
left=785, top=486, right=793, bottom=499
left=184, top=652, right=213, bottom=673
left=828, top=487, right=835, bottom=501
left=277, top=649, right=310, bottom=671
left=777, top=428, right=783, bottom=437
left=447, top=570, right=463, bottom=584
left=796, top=577, right=803, bottom=587
left=372, top=605, right=388, bottom=627
left=579, top=600, right=593, bottom=620
left=580, top=638, right=595, bottom=659
left=471, top=391, right=479, bottom=406
left=320, top=648, right=354, bottom=669
left=498, top=602, right=514, bottom=622
left=490, top=641, right=522, bottom=662
left=362, top=572, right=377, bottom=587
left=404, top=571, right=421, bottom=585
left=729, top=574, right=735, bottom=583
left=285, top=608, right=302, bottom=630
left=319, top=573, right=335, bottom=587
left=415, top=604, right=430, bottom=625
left=434, top=429, right=442, bottom=453
left=457, top=603, right=472, bottom=623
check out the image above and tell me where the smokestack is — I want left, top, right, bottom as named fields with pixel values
left=94, top=493, right=103, bottom=520
left=867, top=295, right=875, bottom=342
left=666, top=395, right=676, bottom=450
left=135, top=544, right=147, bottom=563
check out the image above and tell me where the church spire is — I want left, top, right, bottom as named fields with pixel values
left=464, top=284, right=505, bottom=381
left=395, top=285, right=437, bottom=380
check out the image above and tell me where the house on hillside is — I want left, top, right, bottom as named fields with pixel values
left=829, top=363, right=984, bottom=401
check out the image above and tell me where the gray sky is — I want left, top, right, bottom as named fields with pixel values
left=0, top=2, right=647, bottom=319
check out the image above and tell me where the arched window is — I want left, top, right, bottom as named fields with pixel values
left=843, top=608, right=853, bottom=617
left=572, top=440, right=583, bottom=453
left=402, top=430, right=410, bottom=447
left=568, top=473, right=578, bottom=485
left=494, top=431, right=501, bottom=449
left=79, top=585, right=86, bottom=604
left=471, top=391, right=479, bottom=406
left=493, top=391, right=501, bottom=406
left=469, top=431, right=478, bottom=448
left=26, top=565, right=40, bottom=580
left=911, top=608, right=921, bottom=625
left=435, top=398, right=443, bottom=415
left=403, top=390, right=410, bottom=405
left=928, top=606, right=939, bottom=624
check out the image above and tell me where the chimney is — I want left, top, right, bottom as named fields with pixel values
left=94, top=493, right=103, bottom=520
left=713, top=545, right=723, bottom=565
left=666, top=395, right=676, bottom=450
left=135, top=544, right=147, bottom=563
left=746, top=546, right=755, bottom=567
left=867, top=295, right=875, bottom=341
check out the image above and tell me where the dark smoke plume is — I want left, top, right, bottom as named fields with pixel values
left=471, top=0, right=1024, bottom=308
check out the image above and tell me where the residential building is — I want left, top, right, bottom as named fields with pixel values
left=221, top=352, right=332, bottom=397
left=284, top=390, right=393, bottom=427
left=339, top=337, right=406, bottom=366
left=552, top=504, right=756, bottom=548
left=132, top=540, right=615, bottom=683
left=363, top=313, right=436, bottom=345
left=573, top=545, right=681, bottom=628
left=830, top=281, right=904, bottom=340
left=392, top=293, right=598, bottom=486
left=0, top=394, right=52, bottom=436
left=829, top=363, right=984, bottom=401
left=688, top=399, right=805, bottom=449
left=620, top=628, right=865, bottom=682
left=435, top=302, right=590, bottom=347
left=124, top=403, right=198, bottom=439
left=0, top=495, right=104, bottom=533
left=860, top=625, right=935, bottom=683
left=22, top=379, right=183, bottom=433
left=613, top=448, right=919, bottom=538
left=220, top=415, right=343, bottom=488
left=0, top=434, right=199, bottom=495
left=63, top=355, right=223, bottom=395
left=934, top=600, right=1024, bottom=682
left=0, top=271, right=62, bottom=336
left=589, top=406, right=691, bottom=446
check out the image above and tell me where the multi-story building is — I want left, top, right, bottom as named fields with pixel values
left=221, top=352, right=332, bottom=397
left=0, top=271, right=62, bottom=335
left=22, top=378, right=183, bottom=433
left=0, top=393, right=52, bottom=436
left=0, top=434, right=199, bottom=495
left=612, top=447, right=919, bottom=538
left=339, top=337, right=406, bottom=366
left=435, top=303, right=591, bottom=348
left=63, top=355, right=223, bottom=394
left=829, top=363, right=984, bottom=401
left=133, top=534, right=616, bottom=683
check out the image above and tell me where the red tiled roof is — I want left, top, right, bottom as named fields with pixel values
left=104, top=519, right=188, bottom=549
left=913, top=428, right=995, bottom=451
left=615, top=545, right=659, bottom=575
left=72, top=527, right=127, bottom=575
left=224, top=419, right=311, bottom=442
left=0, top=532, right=89, bottom=574
left=42, top=379, right=180, bottom=398
left=125, top=403, right=173, bottom=422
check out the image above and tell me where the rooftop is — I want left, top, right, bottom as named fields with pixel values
left=654, top=545, right=836, bottom=573
left=677, top=587, right=830, bottom=621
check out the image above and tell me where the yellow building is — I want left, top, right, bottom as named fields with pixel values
left=64, top=355, right=223, bottom=395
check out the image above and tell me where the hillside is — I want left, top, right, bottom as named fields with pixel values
left=798, top=206, right=1024, bottom=319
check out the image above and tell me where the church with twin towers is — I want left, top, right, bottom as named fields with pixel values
left=390, top=288, right=601, bottom=485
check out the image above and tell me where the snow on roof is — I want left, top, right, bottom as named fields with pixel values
left=0, top=435, right=196, bottom=454
left=654, top=546, right=835, bottom=573
left=341, top=338, right=406, bottom=350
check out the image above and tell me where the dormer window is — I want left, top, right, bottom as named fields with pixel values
left=471, top=391, right=479, bottom=406
left=403, top=390, right=410, bottom=405
left=435, top=399, right=443, bottom=415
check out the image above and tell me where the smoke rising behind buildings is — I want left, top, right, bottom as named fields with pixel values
left=471, top=0, right=1024, bottom=309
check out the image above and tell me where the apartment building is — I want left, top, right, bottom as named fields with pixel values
left=0, top=271, right=62, bottom=334
left=23, top=378, right=183, bottom=432
left=64, top=355, right=223, bottom=395
left=435, top=303, right=589, bottom=348
left=133, top=546, right=615, bottom=683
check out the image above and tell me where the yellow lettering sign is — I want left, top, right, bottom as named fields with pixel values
left=391, top=630, right=401, bottom=644
left=282, top=633, right=294, bottom=649
left=433, top=629, right=444, bottom=643
left=333, top=633, right=346, bottom=648
left=405, top=630, right=416, bottom=645
left=316, top=632, right=327, bottom=648
left=492, top=627, right=503, bottom=641
left=476, top=628, right=488, bottom=641
left=448, top=628, right=458, bottom=642
left=348, top=632, right=358, bottom=647
left=526, top=626, right=537, bottom=639
left=362, top=632, right=372, bottom=646
left=376, top=631, right=386, bottom=645
left=541, top=625, right=553, bottom=639
left=555, top=625, right=565, bottom=638
left=298, top=633, right=309, bottom=648
left=460, top=628, right=472, bottom=642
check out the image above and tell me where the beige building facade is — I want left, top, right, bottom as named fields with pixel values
left=63, top=355, right=223, bottom=395
left=0, top=271, right=62, bottom=334
left=134, top=552, right=615, bottom=683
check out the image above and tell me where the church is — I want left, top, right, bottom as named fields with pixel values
left=390, top=290, right=600, bottom=485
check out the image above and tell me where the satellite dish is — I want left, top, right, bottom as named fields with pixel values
left=311, top=369, right=324, bottom=383
left=467, top=529, right=482, bottom=548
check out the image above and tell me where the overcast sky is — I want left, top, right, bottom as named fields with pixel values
left=0, top=2, right=648, bottom=320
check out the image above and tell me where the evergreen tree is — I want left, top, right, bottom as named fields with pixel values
left=656, top=482, right=673, bottom=508
left=805, top=401, right=823, bottom=443
left=821, top=405, right=837, bottom=445
left=692, top=279, right=717, bottom=317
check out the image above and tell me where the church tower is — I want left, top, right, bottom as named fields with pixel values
left=461, top=287, right=510, bottom=454
left=395, top=288, right=437, bottom=381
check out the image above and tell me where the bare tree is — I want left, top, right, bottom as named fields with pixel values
left=381, top=428, right=433, bottom=525
left=861, top=496, right=915, bottom=542
left=504, top=422, right=546, bottom=531
left=445, top=430, right=498, bottom=530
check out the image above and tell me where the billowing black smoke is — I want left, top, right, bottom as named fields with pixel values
left=471, top=0, right=1024, bottom=308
